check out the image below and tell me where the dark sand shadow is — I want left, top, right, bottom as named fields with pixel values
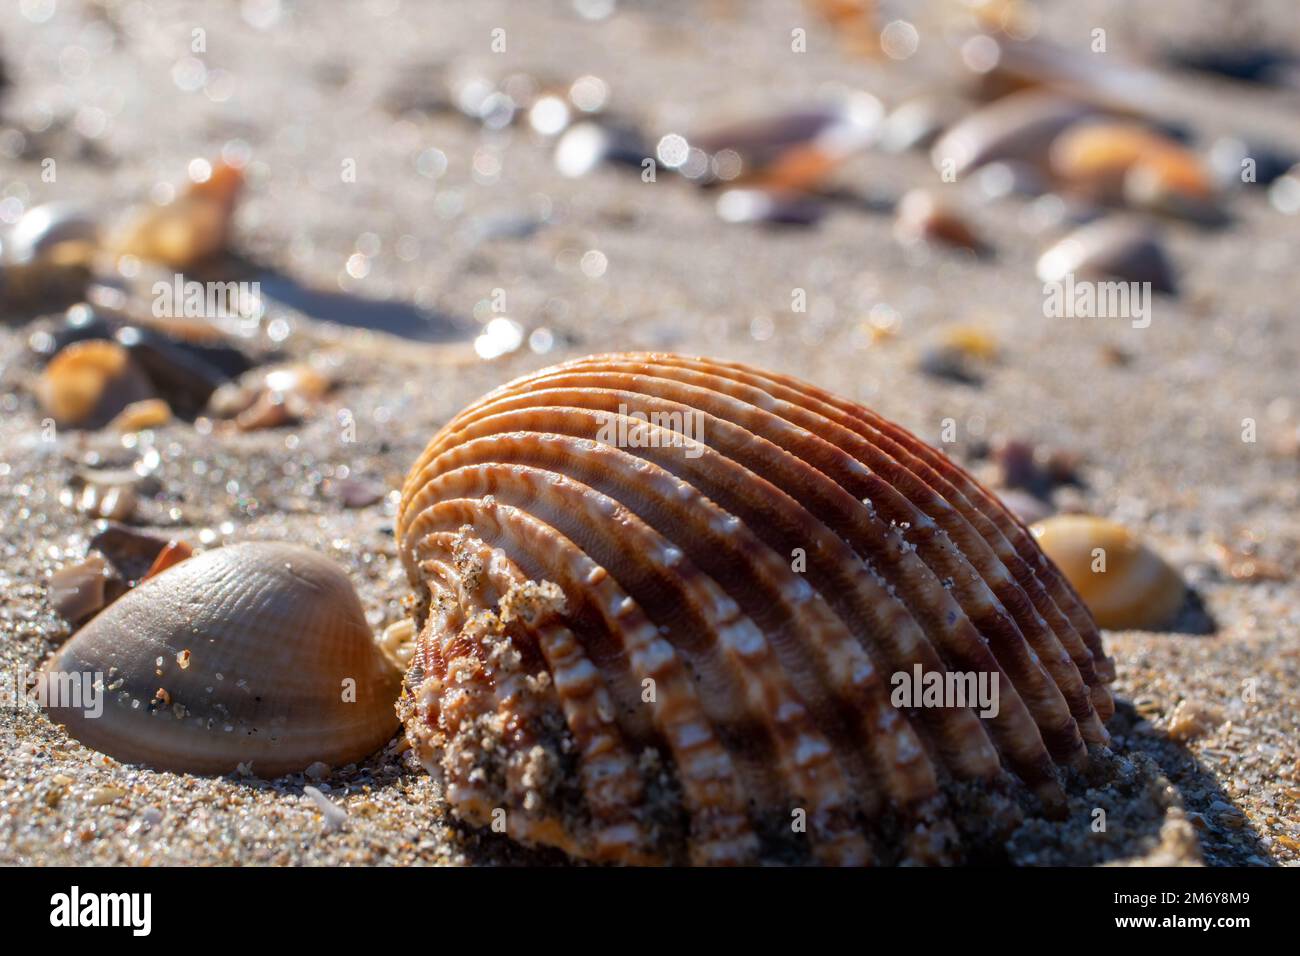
left=252, top=267, right=467, bottom=344
left=1107, top=698, right=1274, bottom=866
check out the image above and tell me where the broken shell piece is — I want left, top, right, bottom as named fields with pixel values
left=939, top=324, right=999, bottom=361
left=932, top=91, right=1095, bottom=177
left=262, top=364, right=331, bottom=400
left=209, top=363, right=334, bottom=430
left=1, top=203, right=100, bottom=306
left=35, top=340, right=156, bottom=429
left=689, top=95, right=882, bottom=190
left=716, top=189, right=826, bottom=225
left=115, top=325, right=252, bottom=416
left=43, top=542, right=402, bottom=777
left=917, top=325, right=999, bottom=385
left=377, top=618, right=416, bottom=672
left=108, top=398, right=172, bottom=433
left=879, top=95, right=972, bottom=153
left=1049, top=121, right=1224, bottom=222
left=1036, top=218, right=1176, bottom=294
left=235, top=388, right=308, bottom=431
left=894, top=189, right=984, bottom=252
left=1124, top=160, right=1225, bottom=225
left=67, top=482, right=138, bottom=522
left=553, top=120, right=652, bottom=178
left=113, top=161, right=244, bottom=269
left=1166, top=699, right=1224, bottom=742
left=143, top=540, right=193, bottom=580
left=89, top=523, right=175, bottom=583
left=1049, top=122, right=1210, bottom=199
left=48, top=555, right=115, bottom=625
left=397, top=352, right=1115, bottom=864
left=5, top=203, right=101, bottom=263
left=60, top=469, right=149, bottom=523
left=1030, top=514, right=1185, bottom=630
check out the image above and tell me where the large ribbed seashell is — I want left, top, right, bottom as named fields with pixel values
left=43, top=542, right=401, bottom=777
left=396, top=353, right=1115, bottom=865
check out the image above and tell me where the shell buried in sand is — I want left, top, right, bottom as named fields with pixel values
left=394, top=352, right=1116, bottom=865
left=42, top=542, right=402, bottom=778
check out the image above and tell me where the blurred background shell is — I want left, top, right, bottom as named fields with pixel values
left=395, top=352, right=1115, bottom=865
left=43, top=542, right=402, bottom=777
left=1030, top=514, right=1186, bottom=631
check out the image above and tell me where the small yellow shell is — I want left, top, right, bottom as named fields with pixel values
left=1030, top=515, right=1185, bottom=630
left=108, top=397, right=172, bottom=433
left=43, top=542, right=401, bottom=777
left=35, top=340, right=156, bottom=429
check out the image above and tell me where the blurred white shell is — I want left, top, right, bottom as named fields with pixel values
left=43, top=542, right=401, bottom=777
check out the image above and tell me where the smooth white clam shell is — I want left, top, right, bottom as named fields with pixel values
left=43, top=542, right=401, bottom=777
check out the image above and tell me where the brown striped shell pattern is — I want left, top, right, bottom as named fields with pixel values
left=396, top=353, right=1115, bottom=865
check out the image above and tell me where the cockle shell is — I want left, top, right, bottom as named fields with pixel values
left=43, top=542, right=401, bottom=777
left=396, top=353, right=1115, bottom=865
left=1029, top=515, right=1185, bottom=631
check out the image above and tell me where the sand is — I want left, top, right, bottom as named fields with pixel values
left=0, top=1, right=1296, bottom=866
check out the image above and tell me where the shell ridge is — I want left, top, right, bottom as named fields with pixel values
left=405, top=497, right=759, bottom=863
left=412, top=462, right=873, bottom=863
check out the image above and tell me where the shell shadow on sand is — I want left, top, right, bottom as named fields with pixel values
left=251, top=265, right=467, bottom=344
left=315, top=689, right=1275, bottom=866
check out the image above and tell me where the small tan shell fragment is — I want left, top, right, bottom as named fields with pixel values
left=1030, top=515, right=1185, bottom=630
left=396, top=353, right=1115, bottom=865
left=1165, top=699, right=1223, bottom=742
left=689, top=97, right=881, bottom=191
left=48, top=555, right=113, bottom=624
left=113, top=161, right=244, bottom=268
left=76, top=483, right=138, bottom=522
left=42, top=542, right=402, bottom=777
left=1049, top=122, right=1221, bottom=221
left=894, top=190, right=984, bottom=252
left=209, top=363, right=333, bottom=430
left=36, top=340, right=156, bottom=429
left=109, top=398, right=172, bottom=433
left=234, top=389, right=305, bottom=431
left=143, top=540, right=193, bottom=579
left=377, top=618, right=417, bottom=671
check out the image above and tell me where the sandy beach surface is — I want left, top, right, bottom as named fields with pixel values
left=1, top=1, right=1297, bottom=866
